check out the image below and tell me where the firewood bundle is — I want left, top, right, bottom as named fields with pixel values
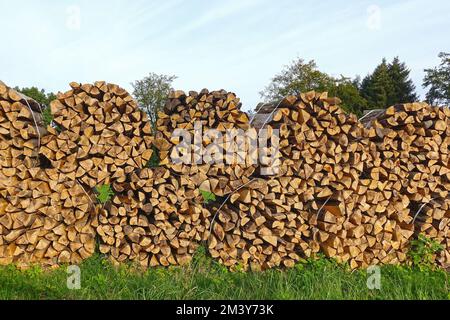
left=252, top=92, right=367, bottom=207
left=94, top=167, right=211, bottom=268
left=208, top=178, right=312, bottom=271
left=154, top=89, right=255, bottom=197
left=0, top=82, right=95, bottom=268
left=0, top=81, right=46, bottom=177
left=39, top=82, right=154, bottom=189
left=0, top=168, right=96, bottom=268
left=364, top=103, right=450, bottom=268
left=311, top=194, right=414, bottom=269
left=252, top=92, right=416, bottom=269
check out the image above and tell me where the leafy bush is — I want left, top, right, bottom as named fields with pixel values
left=409, top=234, right=444, bottom=270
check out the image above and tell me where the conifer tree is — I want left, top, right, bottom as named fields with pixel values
left=388, top=57, right=418, bottom=104
left=361, top=59, right=394, bottom=109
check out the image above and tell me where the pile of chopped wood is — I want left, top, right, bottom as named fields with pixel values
left=208, top=177, right=311, bottom=271
left=154, top=89, right=255, bottom=197
left=95, top=167, right=210, bottom=267
left=1, top=78, right=449, bottom=271
left=0, top=82, right=95, bottom=268
left=252, top=92, right=416, bottom=269
left=0, top=80, right=46, bottom=176
left=0, top=169, right=96, bottom=268
left=39, top=82, right=154, bottom=189
left=363, top=103, right=450, bottom=268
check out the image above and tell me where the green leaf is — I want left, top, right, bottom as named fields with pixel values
left=200, top=190, right=216, bottom=204
left=95, top=184, right=114, bottom=205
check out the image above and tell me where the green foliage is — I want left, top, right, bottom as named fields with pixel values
left=147, top=145, right=160, bottom=168
left=260, top=57, right=368, bottom=116
left=15, top=86, right=56, bottom=107
left=95, top=184, right=114, bottom=205
left=328, top=77, right=368, bottom=116
left=361, top=57, right=418, bottom=109
left=200, top=189, right=216, bottom=204
left=260, top=58, right=335, bottom=100
left=131, top=73, right=177, bottom=129
left=409, top=234, right=444, bottom=270
left=388, top=57, right=418, bottom=103
left=42, top=107, right=54, bottom=127
left=423, top=52, right=450, bottom=106
left=361, top=58, right=394, bottom=109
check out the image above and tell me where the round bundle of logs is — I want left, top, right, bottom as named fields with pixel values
left=94, top=167, right=211, bottom=268
left=364, top=103, right=450, bottom=268
left=0, top=81, right=46, bottom=180
left=154, top=89, right=255, bottom=197
left=252, top=92, right=367, bottom=212
left=0, top=82, right=94, bottom=268
left=0, top=167, right=96, bottom=269
left=39, top=82, right=154, bottom=189
left=252, top=91, right=416, bottom=269
left=208, top=177, right=311, bottom=271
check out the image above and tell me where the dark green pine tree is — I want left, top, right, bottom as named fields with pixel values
left=387, top=57, right=418, bottom=104
left=361, top=58, right=394, bottom=109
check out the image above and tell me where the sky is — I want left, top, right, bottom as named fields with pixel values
left=0, top=0, right=449, bottom=111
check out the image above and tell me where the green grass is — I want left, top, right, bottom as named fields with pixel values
left=0, top=249, right=448, bottom=300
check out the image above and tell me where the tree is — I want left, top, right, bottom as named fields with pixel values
left=361, top=57, right=418, bottom=109
left=423, top=52, right=450, bottom=106
left=329, top=77, right=368, bottom=116
left=14, top=86, right=56, bottom=107
left=131, top=73, right=177, bottom=128
left=388, top=57, right=418, bottom=103
left=260, top=58, right=335, bottom=101
left=361, top=58, right=394, bottom=109
left=260, top=57, right=367, bottom=116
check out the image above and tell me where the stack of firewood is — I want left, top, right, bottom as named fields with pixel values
left=252, top=92, right=416, bottom=269
left=0, top=81, right=95, bottom=268
left=0, top=80, right=46, bottom=177
left=208, top=177, right=312, bottom=271
left=0, top=168, right=96, bottom=268
left=154, top=89, right=255, bottom=197
left=39, top=82, right=154, bottom=189
left=1, top=77, right=449, bottom=271
left=364, top=103, right=450, bottom=268
left=94, top=167, right=211, bottom=267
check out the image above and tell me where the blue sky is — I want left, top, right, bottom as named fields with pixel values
left=1, top=0, right=449, bottom=110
